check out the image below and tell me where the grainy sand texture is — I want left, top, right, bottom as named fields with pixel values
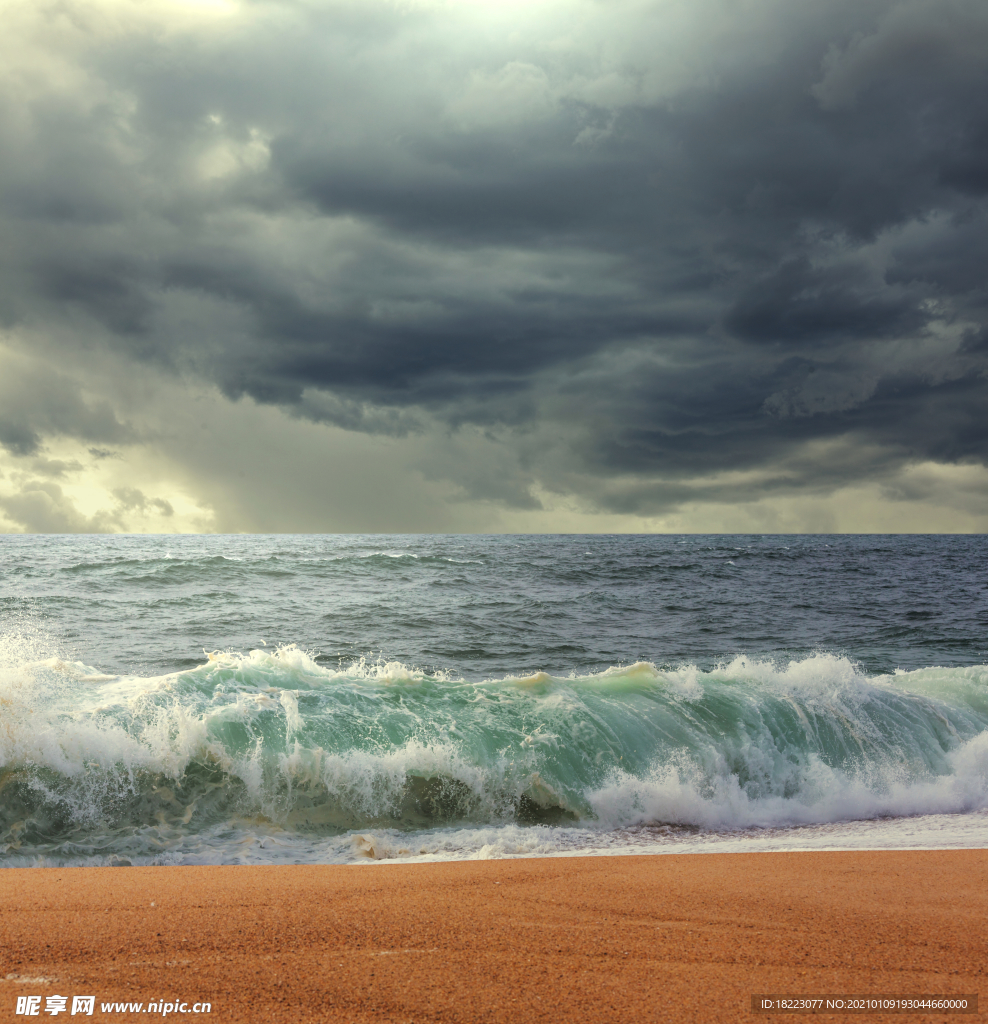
left=1, top=851, right=984, bottom=1023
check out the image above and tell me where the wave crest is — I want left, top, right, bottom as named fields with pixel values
left=2, top=641, right=987, bottom=863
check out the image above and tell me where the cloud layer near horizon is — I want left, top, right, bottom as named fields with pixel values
left=1, top=0, right=987, bottom=532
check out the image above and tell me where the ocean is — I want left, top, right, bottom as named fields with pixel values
left=1, top=533, right=986, bottom=867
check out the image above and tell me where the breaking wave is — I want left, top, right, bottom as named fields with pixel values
left=3, top=637, right=987, bottom=865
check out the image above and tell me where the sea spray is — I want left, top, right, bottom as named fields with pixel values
left=2, top=645, right=987, bottom=865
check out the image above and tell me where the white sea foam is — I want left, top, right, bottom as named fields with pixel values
left=4, top=811, right=986, bottom=869
left=586, top=729, right=988, bottom=831
left=3, top=633, right=988, bottom=866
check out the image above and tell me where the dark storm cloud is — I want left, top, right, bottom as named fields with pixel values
left=161, top=254, right=685, bottom=408
left=37, top=259, right=154, bottom=336
left=723, top=258, right=927, bottom=347
left=2, top=0, right=987, bottom=515
left=0, top=354, right=132, bottom=458
left=112, top=486, right=174, bottom=517
left=0, top=421, right=41, bottom=458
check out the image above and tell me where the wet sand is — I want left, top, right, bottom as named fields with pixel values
left=0, top=850, right=984, bottom=1023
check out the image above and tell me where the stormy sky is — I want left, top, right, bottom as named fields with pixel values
left=1, top=0, right=986, bottom=533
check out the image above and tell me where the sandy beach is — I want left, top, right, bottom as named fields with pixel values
left=1, top=850, right=984, bottom=1023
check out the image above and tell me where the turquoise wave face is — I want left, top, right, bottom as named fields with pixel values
left=2, top=647, right=988, bottom=864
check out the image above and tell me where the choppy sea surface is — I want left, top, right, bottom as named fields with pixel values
left=1, top=533, right=987, bottom=867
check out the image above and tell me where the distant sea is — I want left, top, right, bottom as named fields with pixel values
left=1, top=534, right=986, bottom=867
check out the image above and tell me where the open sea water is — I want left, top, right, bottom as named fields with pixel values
left=1, top=533, right=987, bottom=868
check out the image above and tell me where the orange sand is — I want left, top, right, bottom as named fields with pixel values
left=1, top=850, right=985, bottom=1023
